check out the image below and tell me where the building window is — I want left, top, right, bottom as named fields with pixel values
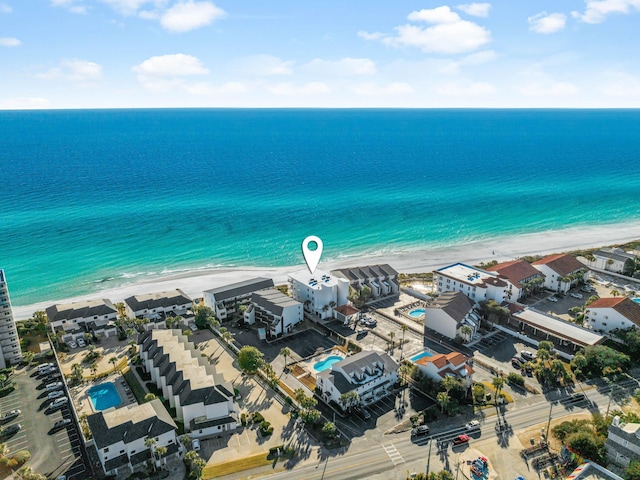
left=104, top=448, right=109, bottom=453
left=120, top=449, right=125, bottom=454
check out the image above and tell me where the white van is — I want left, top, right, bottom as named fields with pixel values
left=38, top=363, right=54, bottom=373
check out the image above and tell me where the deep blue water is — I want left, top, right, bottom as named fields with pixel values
left=1, top=109, right=640, bottom=305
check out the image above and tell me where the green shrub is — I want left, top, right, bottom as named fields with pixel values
left=507, top=373, right=525, bottom=386
left=252, top=412, right=264, bottom=423
left=241, top=413, right=247, bottom=426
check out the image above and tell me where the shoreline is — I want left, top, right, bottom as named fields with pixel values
left=11, top=221, right=640, bottom=321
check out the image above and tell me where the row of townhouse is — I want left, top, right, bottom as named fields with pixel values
left=203, top=277, right=275, bottom=321
left=331, top=264, right=400, bottom=298
left=138, top=329, right=238, bottom=438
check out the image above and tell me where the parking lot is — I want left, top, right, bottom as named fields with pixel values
left=0, top=365, right=89, bottom=480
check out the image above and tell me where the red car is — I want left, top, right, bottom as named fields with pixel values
left=452, top=434, right=469, bottom=446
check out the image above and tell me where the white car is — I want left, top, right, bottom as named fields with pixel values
left=77, top=338, right=86, bottom=347
left=49, top=397, right=69, bottom=409
left=67, top=341, right=77, bottom=349
left=45, top=382, right=64, bottom=392
left=192, top=438, right=201, bottom=451
left=188, top=323, right=198, bottom=331
left=548, top=296, right=558, bottom=302
left=38, top=363, right=54, bottom=373
left=465, top=420, right=480, bottom=430
left=570, top=293, right=583, bottom=299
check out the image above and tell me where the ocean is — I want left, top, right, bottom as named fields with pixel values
left=2, top=109, right=640, bottom=306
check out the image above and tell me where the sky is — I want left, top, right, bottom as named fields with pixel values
left=2, top=1, right=640, bottom=109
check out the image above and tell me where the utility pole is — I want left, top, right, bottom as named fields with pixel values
left=606, top=380, right=614, bottom=418
left=425, top=437, right=432, bottom=477
left=545, top=402, right=553, bottom=444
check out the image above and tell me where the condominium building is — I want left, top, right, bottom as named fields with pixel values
left=124, top=289, right=192, bottom=321
left=532, top=254, right=586, bottom=293
left=138, top=329, right=238, bottom=438
left=487, top=259, right=546, bottom=302
left=203, top=278, right=274, bottom=320
left=585, top=297, right=640, bottom=333
left=86, top=399, right=180, bottom=476
left=46, top=298, right=118, bottom=342
left=331, top=264, right=400, bottom=298
left=0, top=270, right=22, bottom=368
left=288, top=269, right=349, bottom=320
left=413, top=351, right=474, bottom=389
left=433, top=263, right=507, bottom=304
left=606, top=416, right=640, bottom=469
left=424, top=291, right=478, bottom=340
left=244, top=288, right=303, bottom=338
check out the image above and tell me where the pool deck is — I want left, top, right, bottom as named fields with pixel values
left=72, top=372, right=138, bottom=417
left=300, top=348, right=346, bottom=378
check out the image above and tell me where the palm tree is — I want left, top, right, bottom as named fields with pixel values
left=222, top=331, right=233, bottom=344
left=144, top=393, right=157, bottom=402
left=436, top=391, right=451, bottom=413
left=71, top=362, right=83, bottom=381
left=610, top=289, right=620, bottom=297
left=109, top=357, right=118, bottom=374
left=329, top=301, right=337, bottom=317
left=145, top=437, right=158, bottom=472
left=126, top=327, right=136, bottom=339
left=460, top=325, right=473, bottom=342
left=184, top=329, right=193, bottom=337
left=209, top=317, right=220, bottom=330
left=90, top=361, right=98, bottom=378
left=114, top=302, right=126, bottom=319
left=492, top=376, right=506, bottom=402
left=32, top=310, right=48, bottom=326
left=388, top=331, right=395, bottom=351
left=155, top=445, right=167, bottom=465
left=180, top=434, right=193, bottom=451
left=165, top=316, right=178, bottom=329
left=441, top=376, right=459, bottom=394
left=400, top=324, right=408, bottom=359
left=22, top=351, right=34, bottom=365
left=127, top=340, right=137, bottom=357
left=280, top=347, right=291, bottom=369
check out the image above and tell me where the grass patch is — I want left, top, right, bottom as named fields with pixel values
left=123, top=369, right=146, bottom=404
left=202, top=452, right=272, bottom=478
left=481, top=381, right=514, bottom=404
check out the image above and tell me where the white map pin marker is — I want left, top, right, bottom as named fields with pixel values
left=302, top=236, right=323, bottom=274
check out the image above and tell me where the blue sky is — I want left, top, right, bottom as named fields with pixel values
left=2, top=1, right=640, bottom=108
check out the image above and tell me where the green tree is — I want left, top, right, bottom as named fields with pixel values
left=582, top=345, right=630, bottom=378
left=441, top=376, right=459, bottom=394
left=538, top=340, right=554, bottom=352
left=436, top=391, right=450, bottom=413
left=189, top=457, right=206, bottom=479
left=89, top=361, right=98, bottom=377
left=144, top=437, right=158, bottom=472
left=109, top=356, right=118, bottom=373
left=400, top=324, right=409, bottom=359
left=472, top=383, right=486, bottom=404
left=180, top=434, right=193, bottom=451
left=279, top=347, right=291, bottom=369
left=322, top=421, right=337, bottom=438
left=21, top=351, right=34, bottom=365
left=626, top=460, right=640, bottom=480
left=388, top=331, right=395, bottom=350
left=360, top=285, right=372, bottom=301
left=71, top=362, right=83, bottom=381
left=338, top=391, right=359, bottom=411
left=193, top=305, right=214, bottom=327
left=566, top=430, right=606, bottom=464
left=492, top=376, right=506, bottom=399
left=144, top=393, right=157, bottom=402
left=610, top=289, right=620, bottom=297
left=237, top=346, right=264, bottom=373
left=459, top=325, right=473, bottom=341
left=184, top=329, right=193, bottom=337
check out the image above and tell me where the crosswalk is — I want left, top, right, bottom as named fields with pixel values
left=382, top=443, right=405, bottom=466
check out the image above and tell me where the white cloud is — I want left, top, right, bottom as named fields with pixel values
left=0, top=3, right=12, bottom=13
left=37, top=59, right=102, bottom=81
left=437, top=81, right=495, bottom=95
left=133, top=54, right=209, bottom=92
left=234, top=55, right=294, bottom=76
left=267, top=82, right=331, bottom=96
left=600, top=72, right=640, bottom=96
left=351, top=82, right=413, bottom=96
left=364, top=6, right=491, bottom=54
left=572, top=0, right=640, bottom=24
left=528, top=12, right=566, bottom=34
left=456, top=3, right=491, bottom=17
left=519, top=81, right=578, bottom=96
left=50, top=0, right=87, bottom=14
left=357, top=30, right=384, bottom=41
left=100, top=0, right=153, bottom=16
left=303, top=58, right=376, bottom=76
left=408, top=6, right=460, bottom=23
left=0, top=37, right=21, bottom=47
left=0, top=97, right=51, bottom=110
left=440, top=49, right=498, bottom=74
left=133, top=53, right=208, bottom=76
left=160, top=1, right=225, bottom=32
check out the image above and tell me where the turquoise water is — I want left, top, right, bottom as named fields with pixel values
left=87, top=382, right=122, bottom=411
left=313, top=355, right=344, bottom=372
left=2, top=109, right=640, bottom=306
left=633, top=298, right=640, bottom=304
left=409, top=308, right=426, bottom=318
left=410, top=351, right=434, bottom=362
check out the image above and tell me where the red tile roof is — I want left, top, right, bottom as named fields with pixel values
left=415, top=352, right=468, bottom=369
left=334, top=304, right=360, bottom=316
left=588, top=297, right=640, bottom=327
left=532, top=254, right=584, bottom=276
left=487, top=260, right=544, bottom=287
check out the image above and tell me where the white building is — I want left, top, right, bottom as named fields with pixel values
left=0, top=270, right=22, bottom=368
left=433, top=263, right=508, bottom=304
left=487, top=259, right=545, bottom=302
left=244, top=288, right=303, bottom=338
left=606, top=416, right=640, bottom=469
left=138, top=329, right=237, bottom=438
left=288, top=270, right=349, bottom=320
left=316, top=350, right=398, bottom=409
left=203, top=278, right=274, bottom=321
left=585, top=297, right=640, bottom=333
left=424, top=291, right=477, bottom=340
left=532, top=254, right=586, bottom=293
left=124, top=289, right=192, bottom=323
left=331, top=264, right=399, bottom=298
left=86, top=399, right=180, bottom=476
left=591, top=248, right=637, bottom=275
left=413, top=351, right=474, bottom=389
left=46, top=298, right=118, bottom=342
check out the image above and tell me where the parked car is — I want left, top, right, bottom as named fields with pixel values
left=411, top=425, right=430, bottom=436
left=48, top=390, right=65, bottom=400
left=512, top=355, right=525, bottom=364
left=520, top=351, right=535, bottom=361
left=188, top=323, right=198, bottom=331
left=570, top=293, right=583, bottom=299
left=452, top=434, right=470, bottom=446
left=38, top=363, right=54, bottom=373
left=49, top=397, right=69, bottom=410
left=39, top=366, right=56, bottom=376
left=1, top=424, right=21, bottom=437
left=547, top=296, right=558, bottom=302
left=45, top=382, right=64, bottom=392
left=465, top=420, right=480, bottom=431
left=356, top=328, right=368, bottom=336
left=67, top=341, right=77, bottom=349
left=192, top=438, right=201, bottom=451
left=570, top=393, right=586, bottom=402
left=53, top=419, right=71, bottom=429
left=77, top=338, right=86, bottom=348
left=354, top=405, right=371, bottom=420
left=1, top=410, right=20, bottom=422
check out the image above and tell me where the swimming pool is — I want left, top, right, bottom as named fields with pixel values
left=633, top=298, right=640, bottom=304
left=313, top=355, right=344, bottom=372
left=88, top=382, right=122, bottom=411
left=409, top=308, right=426, bottom=318
left=410, top=351, right=433, bottom=362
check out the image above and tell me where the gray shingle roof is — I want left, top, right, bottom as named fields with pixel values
left=318, top=351, right=399, bottom=394
left=594, top=248, right=637, bottom=263
left=45, top=299, right=117, bottom=323
left=428, top=291, right=474, bottom=323
left=204, top=278, right=274, bottom=302
left=251, top=288, right=300, bottom=316
left=125, top=289, right=192, bottom=312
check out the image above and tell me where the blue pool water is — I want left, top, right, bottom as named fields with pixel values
left=410, top=351, right=434, bottom=362
left=313, top=355, right=344, bottom=372
left=409, top=308, right=426, bottom=318
left=88, top=382, right=122, bottom=411
left=633, top=298, right=640, bottom=304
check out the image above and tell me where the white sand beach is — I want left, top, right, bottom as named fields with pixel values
left=11, top=221, right=640, bottom=321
